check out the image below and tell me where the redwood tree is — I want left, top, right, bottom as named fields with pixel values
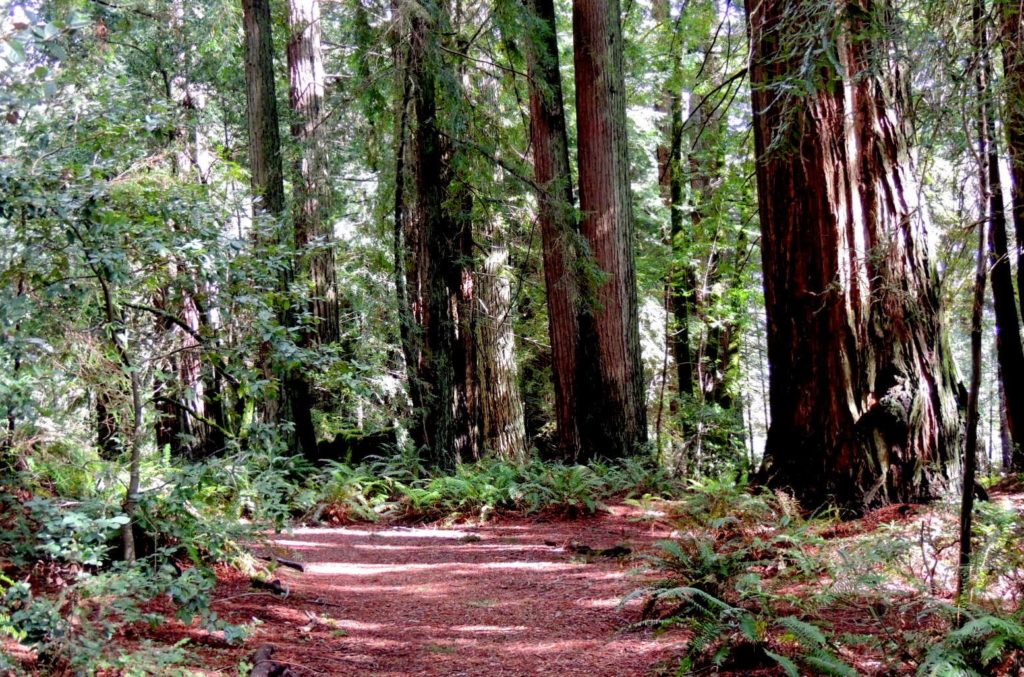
left=572, top=0, right=648, bottom=459
left=242, top=0, right=317, bottom=460
left=998, top=0, right=1024, bottom=467
left=287, top=0, right=340, bottom=347
left=522, top=0, right=584, bottom=459
left=747, top=0, right=962, bottom=510
left=395, top=2, right=480, bottom=468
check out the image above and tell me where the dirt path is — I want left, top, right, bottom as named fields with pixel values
left=219, top=505, right=686, bottom=676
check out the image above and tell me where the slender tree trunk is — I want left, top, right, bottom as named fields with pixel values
left=960, top=0, right=992, bottom=606
left=287, top=0, right=340, bottom=347
left=522, top=0, right=584, bottom=460
left=572, top=0, right=648, bottom=459
left=242, top=0, right=318, bottom=460
left=747, top=0, right=962, bottom=511
left=478, top=219, right=529, bottom=463
left=652, top=0, right=694, bottom=399
left=686, top=87, right=736, bottom=409
left=1000, top=374, right=1013, bottom=469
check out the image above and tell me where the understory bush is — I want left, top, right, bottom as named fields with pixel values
left=0, top=444, right=303, bottom=672
left=630, top=477, right=1024, bottom=675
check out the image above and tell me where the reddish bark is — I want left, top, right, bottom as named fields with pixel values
left=572, top=0, right=648, bottom=459
left=523, top=0, right=584, bottom=459
left=747, top=0, right=962, bottom=510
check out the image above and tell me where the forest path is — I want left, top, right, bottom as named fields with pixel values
left=242, top=505, right=685, bottom=676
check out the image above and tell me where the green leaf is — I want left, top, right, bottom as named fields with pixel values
left=766, top=650, right=800, bottom=677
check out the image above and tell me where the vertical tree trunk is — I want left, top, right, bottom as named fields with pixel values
left=572, top=0, right=649, bottom=459
left=747, top=0, right=962, bottom=511
left=960, top=0, right=992, bottom=604
left=287, top=0, right=340, bottom=347
left=996, top=0, right=1024, bottom=467
left=999, top=0, right=1024, bottom=320
left=397, top=2, right=480, bottom=468
left=478, top=219, right=529, bottom=463
left=243, top=0, right=285, bottom=217
left=523, top=0, right=584, bottom=460
left=652, top=0, right=695, bottom=398
left=242, top=0, right=317, bottom=460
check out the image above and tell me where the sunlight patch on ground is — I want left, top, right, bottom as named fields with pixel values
left=349, top=543, right=554, bottom=554
left=480, top=561, right=578, bottom=571
left=329, top=619, right=386, bottom=631
left=287, top=526, right=475, bottom=540
left=452, top=625, right=530, bottom=634
left=266, top=539, right=328, bottom=549
left=577, top=597, right=626, bottom=608
left=306, top=561, right=457, bottom=575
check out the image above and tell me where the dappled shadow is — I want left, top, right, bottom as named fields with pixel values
left=202, top=506, right=684, bottom=675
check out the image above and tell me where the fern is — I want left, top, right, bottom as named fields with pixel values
left=803, top=651, right=858, bottom=677
left=778, top=615, right=828, bottom=648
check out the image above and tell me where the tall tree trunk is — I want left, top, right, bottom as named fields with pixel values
left=287, top=0, right=340, bottom=347
left=960, top=0, right=992, bottom=605
left=572, top=0, right=648, bottom=459
left=997, top=0, right=1024, bottom=467
left=523, top=0, right=584, bottom=460
left=242, top=0, right=318, bottom=460
left=478, top=218, right=529, bottom=463
left=747, top=0, right=962, bottom=511
left=686, top=88, right=735, bottom=409
left=652, top=0, right=695, bottom=398
left=397, top=2, right=479, bottom=468
left=999, top=0, right=1024, bottom=321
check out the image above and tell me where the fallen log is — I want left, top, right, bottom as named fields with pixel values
left=257, top=555, right=306, bottom=572
left=249, top=644, right=300, bottom=677
left=250, top=577, right=287, bottom=595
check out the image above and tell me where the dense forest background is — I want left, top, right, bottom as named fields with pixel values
left=4, top=0, right=1024, bottom=673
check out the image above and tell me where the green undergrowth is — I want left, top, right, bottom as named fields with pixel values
left=313, top=454, right=680, bottom=523
left=631, top=476, right=1024, bottom=676
left=0, top=440, right=307, bottom=674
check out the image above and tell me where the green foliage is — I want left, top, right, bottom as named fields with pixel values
left=315, top=456, right=680, bottom=523
left=919, top=612, right=1024, bottom=676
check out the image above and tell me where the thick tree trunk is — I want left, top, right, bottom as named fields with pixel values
left=982, top=8, right=1024, bottom=470
left=572, top=0, right=648, bottom=459
left=522, top=0, right=584, bottom=460
left=997, top=0, right=1024, bottom=467
left=999, top=0, right=1024, bottom=321
left=747, top=0, right=962, bottom=511
left=478, top=219, right=529, bottom=463
left=287, top=0, right=340, bottom=347
left=242, top=0, right=285, bottom=217
left=242, top=0, right=317, bottom=460
left=398, top=4, right=480, bottom=468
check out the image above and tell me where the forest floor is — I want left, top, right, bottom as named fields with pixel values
left=138, top=504, right=691, bottom=676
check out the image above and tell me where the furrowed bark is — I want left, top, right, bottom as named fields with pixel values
left=747, top=0, right=962, bottom=511
left=287, top=0, right=341, bottom=347
left=478, top=218, right=529, bottom=463
left=398, top=3, right=480, bottom=468
left=242, top=0, right=317, bottom=461
left=572, top=0, right=648, bottom=459
left=522, top=0, right=584, bottom=460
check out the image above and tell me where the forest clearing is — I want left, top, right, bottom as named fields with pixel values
left=5, top=0, right=1024, bottom=673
